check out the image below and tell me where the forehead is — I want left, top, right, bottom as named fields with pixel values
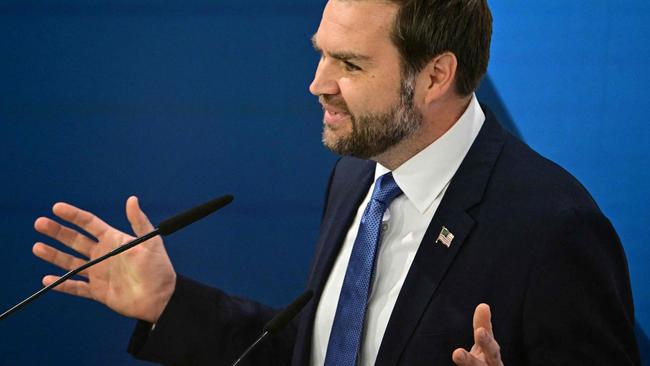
left=314, top=0, right=399, bottom=52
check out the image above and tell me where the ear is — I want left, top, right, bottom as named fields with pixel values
left=421, top=52, right=458, bottom=104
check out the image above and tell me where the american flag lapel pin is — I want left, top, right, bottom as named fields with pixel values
left=436, top=226, right=454, bottom=248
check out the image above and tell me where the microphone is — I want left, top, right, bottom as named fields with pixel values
left=0, top=195, right=234, bottom=321
left=231, top=290, right=314, bottom=366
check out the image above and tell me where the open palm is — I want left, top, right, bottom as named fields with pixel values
left=33, top=196, right=176, bottom=323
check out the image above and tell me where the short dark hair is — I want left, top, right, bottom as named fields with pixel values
left=388, top=0, right=493, bottom=96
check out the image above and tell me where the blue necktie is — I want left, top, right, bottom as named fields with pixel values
left=324, top=172, right=403, bottom=366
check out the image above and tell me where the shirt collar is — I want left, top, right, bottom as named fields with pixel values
left=375, top=93, right=485, bottom=214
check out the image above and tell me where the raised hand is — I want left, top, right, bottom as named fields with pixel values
left=452, top=304, right=504, bottom=366
left=32, top=196, right=176, bottom=323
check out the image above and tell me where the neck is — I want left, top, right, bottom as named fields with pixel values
left=373, top=95, right=472, bottom=170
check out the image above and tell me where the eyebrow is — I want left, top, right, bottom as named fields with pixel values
left=311, top=34, right=371, bottom=63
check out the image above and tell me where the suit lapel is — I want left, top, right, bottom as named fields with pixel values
left=293, top=158, right=375, bottom=366
left=310, top=160, right=375, bottom=296
left=375, top=112, right=507, bottom=365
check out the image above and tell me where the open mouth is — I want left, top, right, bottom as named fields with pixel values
left=324, top=109, right=350, bottom=124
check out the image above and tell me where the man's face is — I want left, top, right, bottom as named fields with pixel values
left=310, top=0, right=422, bottom=159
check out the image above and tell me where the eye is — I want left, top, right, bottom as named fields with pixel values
left=343, top=61, right=362, bottom=72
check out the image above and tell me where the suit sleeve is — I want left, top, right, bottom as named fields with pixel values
left=127, top=159, right=346, bottom=365
left=522, top=207, right=640, bottom=365
left=128, top=276, right=296, bottom=366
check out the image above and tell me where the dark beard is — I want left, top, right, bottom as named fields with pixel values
left=322, top=74, right=422, bottom=159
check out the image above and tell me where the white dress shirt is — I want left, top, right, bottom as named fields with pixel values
left=310, top=94, right=485, bottom=366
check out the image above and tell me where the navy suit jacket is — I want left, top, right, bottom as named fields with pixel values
left=129, top=109, right=640, bottom=365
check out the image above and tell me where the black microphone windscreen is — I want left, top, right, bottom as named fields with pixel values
left=158, top=195, right=234, bottom=236
left=263, top=290, right=314, bottom=335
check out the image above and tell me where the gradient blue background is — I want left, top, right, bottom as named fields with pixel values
left=1, top=1, right=648, bottom=364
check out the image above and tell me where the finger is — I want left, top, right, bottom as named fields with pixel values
left=476, top=327, right=502, bottom=365
left=452, top=348, right=486, bottom=366
left=52, top=202, right=112, bottom=240
left=43, top=275, right=92, bottom=300
left=473, top=303, right=493, bottom=338
left=33, top=243, right=90, bottom=278
left=125, top=196, right=155, bottom=237
left=34, top=217, right=95, bottom=258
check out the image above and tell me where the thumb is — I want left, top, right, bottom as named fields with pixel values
left=126, top=196, right=155, bottom=237
left=473, top=303, right=493, bottom=338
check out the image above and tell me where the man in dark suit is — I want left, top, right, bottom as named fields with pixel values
left=33, top=0, right=640, bottom=365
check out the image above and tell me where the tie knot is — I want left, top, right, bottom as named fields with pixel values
left=371, top=172, right=402, bottom=205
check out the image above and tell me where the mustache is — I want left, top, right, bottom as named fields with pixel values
left=319, top=95, right=350, bottom=113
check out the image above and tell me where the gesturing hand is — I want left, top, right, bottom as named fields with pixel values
left=32, top=196, right=176, bottom=323
left=452, top=304, right=504, bottom=366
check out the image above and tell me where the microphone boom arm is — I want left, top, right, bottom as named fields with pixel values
left=0, top=194, right=233, bottom=322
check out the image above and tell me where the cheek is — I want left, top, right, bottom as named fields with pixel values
left=339, top=74, right=401, bottom=114
left=337, top=78, right=362, bottom=113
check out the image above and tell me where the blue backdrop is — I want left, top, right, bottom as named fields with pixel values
left=1, top=1, right=648, bottom=364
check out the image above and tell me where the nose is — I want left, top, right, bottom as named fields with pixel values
left=309, top=58, right=340, bottom=96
